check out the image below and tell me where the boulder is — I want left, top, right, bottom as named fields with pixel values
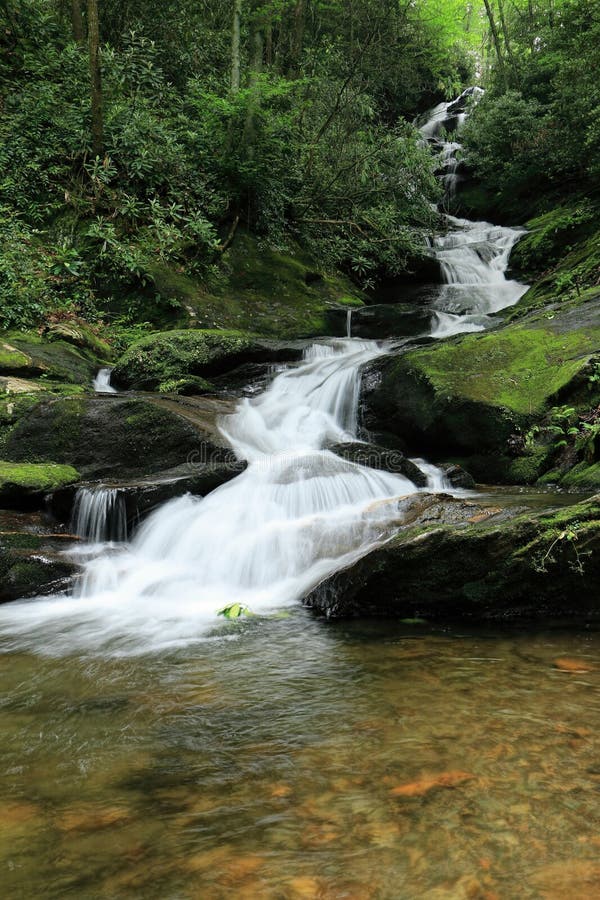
left=49, top=460, right=247, bottom=527
left=0, top=462, right=80, bottom=510
left=112, top=329, right=304, bottom=391
left=305, top=493, right=600, bottom=622
left=328, top=441, right=428, bottom=487
left=0, top=332, right=103, bottom=383
left=2, top=394, right=237, bottom=480
left=361, top=311, right=600, bottom=466
left=439, top=463, right=476, bottom=489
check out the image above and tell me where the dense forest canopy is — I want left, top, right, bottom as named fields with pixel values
left=0, top=0, right=598, bottom=331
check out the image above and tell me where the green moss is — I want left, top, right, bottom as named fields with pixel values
left=0, top=461, right=80, bottom=493
left=1, top=331, right=104, bottom=384
left=561, top=462, right=600, bottom=489
left=113, top=329, right=258, bottom=390
left=158, top=376, right=215, bottom=395
left=145, top=230, right=365, bottom=339
left=403, top=322, right=600, bottom=415
left=0, top=342, right=33, bottom=374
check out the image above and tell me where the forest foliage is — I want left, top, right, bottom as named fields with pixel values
left=0, top=0, right=597, bottom=331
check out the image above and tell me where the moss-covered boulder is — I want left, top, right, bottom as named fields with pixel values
left=2, top=395, right=237, bottom=480
left=112, top=329, right=303, bottom=391
left=0, top=332, right=105, bottom=384
left=0, top=462, right=79, bottom=509
left=305, top=493, right=600, bottom=622
left=0, top=512, right=78, bottom=603
left=361, top=305, right=600, bottom=474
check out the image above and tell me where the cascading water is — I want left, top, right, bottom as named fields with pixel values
left=93, top=368, right=117, bottom=393
left=419, top=88, right=528, bottom=338
left=0, top=339, right=448, bottom=654
left=72, top=487, right=128, bottom=543
left=0, top=88, right=527, bottom=656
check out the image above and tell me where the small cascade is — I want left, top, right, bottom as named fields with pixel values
left=93, top=368, right=117, bottom=393
left=417, top=88, right=527, bottom=339
left=346, top=309, right=353, bottom=338
left=72, top=487, right=127, bottom=543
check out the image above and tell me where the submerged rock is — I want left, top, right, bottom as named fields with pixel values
left=329, top=441, right=427, bottom=487
left=305, top=493, right=600, bottom=622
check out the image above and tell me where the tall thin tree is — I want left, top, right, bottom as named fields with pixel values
left=87, top=0, right=103, bottom=157
left=70, top=0, right=85, bottom=44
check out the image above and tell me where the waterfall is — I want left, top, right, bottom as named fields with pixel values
left=72, top=487, right=127, bottom=543
left=346, top=309, right=353, bottom=338
left=93, top=368, right=116, bottom=393
left=418, top=88, right=527, bottom=339
left=0, top=339, right=452, bottom=654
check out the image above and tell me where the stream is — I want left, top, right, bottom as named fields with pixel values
left=2, top=95, right=595, bottom=898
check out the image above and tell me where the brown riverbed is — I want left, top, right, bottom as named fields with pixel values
left=2, top=611, right=600, bottom=898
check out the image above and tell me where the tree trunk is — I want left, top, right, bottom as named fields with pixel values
left=71, top=0, right=85, bottom=44
left=87, top=0, right=103, bottom=157
left=231, top=0, right=243, bottom=94
left=483, top=0, right=506, bottom=84
left=288, top=0, right=306, bottom=75
left=496, top=0, right=517, bottom=79
left=243, top=25, right=264, bottom=158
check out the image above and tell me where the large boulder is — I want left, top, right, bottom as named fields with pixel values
left=361, top=310, right=600, bottom=472
left=112, top=329, right=303, bottom=391
left=2, top=394, right=237, bottom=480
left=305, top=493, right=600, bottom=622
left=0, top=332, right=105, bottom=383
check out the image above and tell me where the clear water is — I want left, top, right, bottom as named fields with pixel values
left=2, top=616, right=600, bottom=898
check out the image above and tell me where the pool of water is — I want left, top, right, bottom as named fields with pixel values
left=2, top=612, right=600, bottom=898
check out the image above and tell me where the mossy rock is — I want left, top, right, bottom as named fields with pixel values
left=0, top=462, right=79, bottom=509
left=2, top=395, right=236, bottom=479
left=141, top=230, right=364, bottom=339
left=557, top=462, right=600, bottom=490
left=305, top=493, right=600, bottom=622
left=361, top=310, right=600, bottom=460
left=0, top=331, right=104, bottom=384
left=113, top=329, right=260, bottom=390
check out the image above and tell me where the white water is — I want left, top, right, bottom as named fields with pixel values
left=72, top=487, right=128, bottom=544
left=0, top=339, right=448, bottom=655
left=419, top=88, right=528, bottom=338
left=0, top=89, right=526, bottom=655
left=93, top=368, right=116, bottom=393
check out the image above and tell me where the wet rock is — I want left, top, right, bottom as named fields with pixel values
left=329, top=441, right=427, bottom=487
left=3, top=394, right=237, bottom=481
left=327, top=305, right=431, bottom=340
left=360, top=309, right=600, bottom=473
left=440, top=463, right=476, bottom=489
left=304, top=493, right=600, bottom=622
left=0, top=511, right=78, bottom=603
left=50, top=460, right=247, bottom=527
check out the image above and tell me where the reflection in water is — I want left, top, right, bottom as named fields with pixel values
left=1, top=616, right=600, bottom=898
